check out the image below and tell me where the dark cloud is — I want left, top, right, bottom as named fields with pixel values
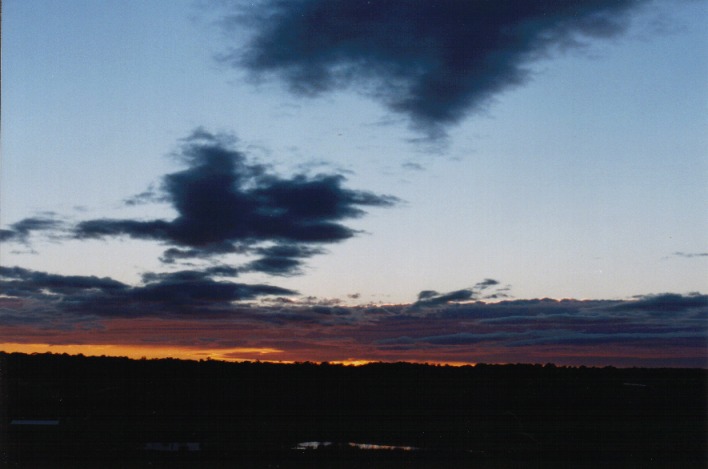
left=226, top=0, right=647, bottom=137
left=431, top=297, right=594, bottom=320
left=412, top=279, right=504, bottom=308
left=0, top=215, right=63, bottom=244
left=0, top=265, right=295, bottom=320
left=0, top=266, right=128, bottom=298
left=74, top=129, right=397, bottom=274
left=507, top=330, right=708, bottom=347
left=401, top=162, right=424, bottom=171
left=414, top=288, right=475, bottom=307
left=382, top=331, right=530, bottom=346
left=160, top=243, right=246, bottom=264
left=123, top=186, right=166, bottom=206
left=245, top=244, right=325, bottom=276
left=614, top=293, right=708, bottom=313
left=475, top=278, right=500, bottom=289
left=673, top=251, right=708, bottom=259
left=140, top=265, right=241, bottom=284
left=372, top=294, right=707, bottom=354
left=75, top=219, right=172, bottom=241
left=130, top=276, right=292, bottom=306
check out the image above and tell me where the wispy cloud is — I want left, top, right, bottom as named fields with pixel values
left=412, top=279, right=507, bottom=308
left=224, top=0, right=649, bottom=138
left=672, top=251, right=708, bottom=259
left=0, top=215, right=64, bottom=245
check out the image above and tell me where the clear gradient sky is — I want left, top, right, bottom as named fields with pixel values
left=1, top=0, right=707, bottom=366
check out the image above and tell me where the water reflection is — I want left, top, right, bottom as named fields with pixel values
left=347, top=442, right=418, bottom=451
left=293, top=441, right=333, bottom=450
left=294, top=441, right=419, bottom=451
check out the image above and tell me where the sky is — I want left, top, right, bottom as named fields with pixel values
left=1, top=0, right=707, bottom=367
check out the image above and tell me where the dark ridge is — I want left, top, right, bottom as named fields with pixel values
left=1, top=352, right=706, bottom=466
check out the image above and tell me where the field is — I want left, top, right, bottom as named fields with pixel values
left=2, top=352, right=706, bottom=466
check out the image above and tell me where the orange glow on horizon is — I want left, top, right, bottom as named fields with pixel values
left=329, top=359, right=477, bottom=367
left=0, top=342, right=284, bottom=363
left=0, top=343, right=482, bottom=366
left=328, top=359, right=376, bottom=366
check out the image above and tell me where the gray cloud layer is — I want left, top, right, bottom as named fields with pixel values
left=3, top=264, right=705, bottom=358
left=2, top=265, right=705, bottom=365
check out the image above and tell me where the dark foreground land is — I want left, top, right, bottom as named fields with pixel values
left=1, top=352, right=706, bottom=467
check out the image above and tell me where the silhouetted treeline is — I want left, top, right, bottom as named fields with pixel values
left=2, top=352, right=706, bottom=466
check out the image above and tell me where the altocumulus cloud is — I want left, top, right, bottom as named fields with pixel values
left=225, top=0, right=649, bottom=137
left=73, top=129, right=398, bottom=274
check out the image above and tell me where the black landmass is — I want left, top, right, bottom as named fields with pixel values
left=1, top=352, right=706, bottom=467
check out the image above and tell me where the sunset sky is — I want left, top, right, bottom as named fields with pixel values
left=1, top=0, right=706, bottom=367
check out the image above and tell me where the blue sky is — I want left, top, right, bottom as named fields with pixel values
left=1, top=1, right=706, bottom=365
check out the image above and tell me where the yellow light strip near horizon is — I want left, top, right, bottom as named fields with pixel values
left=0, top=343, right=483, bottom=366
left=0, top=343, right=283, bottom=362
